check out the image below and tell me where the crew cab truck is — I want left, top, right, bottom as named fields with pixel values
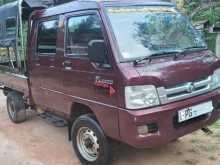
left=1, top=0, right=220, bottom=164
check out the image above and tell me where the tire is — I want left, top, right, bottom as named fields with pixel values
left=3, top=88, right=10, bottom=96
left=6, top=91, right=26, bottom=123
left=71, top=114, right=112, bottom=165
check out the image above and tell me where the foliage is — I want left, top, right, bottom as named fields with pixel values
left=184, top=0, right=220, bottom=24
left=184, top=0, right=201, bottom=14
left=183, top=0, right=220, bottom=53
left=0, top=0, right=15, bottom=5
left=193, top=7, right=220, bottom=24
left=135, top=13, right=204, bottom=51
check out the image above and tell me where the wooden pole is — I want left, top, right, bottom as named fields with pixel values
left=18, top=0, right=26, bottom=72
left=15, top=1, right=22, bottom=72
left=216, top=33, right=220, bottom=57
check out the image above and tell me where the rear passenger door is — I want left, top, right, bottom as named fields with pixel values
left=30, top=17, right=65, bottom=112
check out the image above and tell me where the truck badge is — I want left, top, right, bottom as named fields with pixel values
left=94, top=76, right=116, bottom=96
left=187, top=83, right=196, bottom=93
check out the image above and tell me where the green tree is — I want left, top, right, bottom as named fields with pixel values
left=184, top=0, right=220, bottom=23
left=184, top=0, right=220, bottom=54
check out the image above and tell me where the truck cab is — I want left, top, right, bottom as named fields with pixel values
left=1, top=0, right=220, bottom=165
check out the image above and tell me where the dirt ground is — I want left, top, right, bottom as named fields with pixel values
left=0, top=92, right=220, bottom=165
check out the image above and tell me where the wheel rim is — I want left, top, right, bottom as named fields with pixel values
left=76, top=127, right=100, bottom=162
left=8, top=101, right=16, bottom=119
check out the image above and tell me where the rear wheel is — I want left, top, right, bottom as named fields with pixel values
left=72, top=114, right=112, bottom=165
left=7, top=91, right=26, bottom=123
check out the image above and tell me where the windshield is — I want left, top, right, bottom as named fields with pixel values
left=106, top=6, right=207, bottom=61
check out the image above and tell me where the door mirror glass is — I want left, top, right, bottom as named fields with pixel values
left=88, top=40, right=108, bottom=65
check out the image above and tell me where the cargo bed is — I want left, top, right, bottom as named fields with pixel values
left=0, top=71, right=28, bottom=95
left=0, top=0, right=45, bottom=96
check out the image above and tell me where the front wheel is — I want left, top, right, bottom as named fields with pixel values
left=71, top=114, right=112, bottom=165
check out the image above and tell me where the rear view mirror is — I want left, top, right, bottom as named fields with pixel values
left=88, top=40, right=107, bottom=64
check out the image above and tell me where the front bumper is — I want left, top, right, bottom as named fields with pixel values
left=119, top=89, right=220, bottom=148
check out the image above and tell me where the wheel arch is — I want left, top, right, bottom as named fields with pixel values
left=67, top=101, right=120, bottom=142
left=67, top=102, right=99, bottom=141
left=70, top=102, right=98, bottom=122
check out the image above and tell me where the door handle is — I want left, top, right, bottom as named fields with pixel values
left=62, top=60, right=72, bottom=67
left=63, top=60, right=72, bottom=70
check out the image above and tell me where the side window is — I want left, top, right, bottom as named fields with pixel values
left=37, top=19, right=58, bottom=54
left=6, top=17, right=16, bottom=36
left=66, top=14, right=105, bottom=57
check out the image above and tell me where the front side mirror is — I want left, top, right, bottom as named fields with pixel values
left=88, top=40, right=108, bottom=64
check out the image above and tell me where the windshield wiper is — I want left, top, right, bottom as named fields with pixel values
left=133, top=51, right=180, bottom=65
left=174, top=46, right=208, bottom=59
left=133, top=46, right=207, bottom=65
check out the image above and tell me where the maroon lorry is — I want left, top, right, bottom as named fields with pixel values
left=1, top=0, right=220, bottom=164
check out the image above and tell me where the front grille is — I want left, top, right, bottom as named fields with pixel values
left=157, top=76, right=212, bottom=104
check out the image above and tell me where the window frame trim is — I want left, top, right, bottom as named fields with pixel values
left=35, top=17, right=59, bottom=57
left=64, top=10, right=107, bottom=59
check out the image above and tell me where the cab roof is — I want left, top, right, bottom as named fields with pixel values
left=33, top=0, right=175, bottom=19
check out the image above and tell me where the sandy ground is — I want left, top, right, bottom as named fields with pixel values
left=0, top=92, right=220, bottom=165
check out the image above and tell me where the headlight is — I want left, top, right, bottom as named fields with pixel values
left=212, top=68, right=220, bottom=89
left=125, top=85, right=160, bottom=109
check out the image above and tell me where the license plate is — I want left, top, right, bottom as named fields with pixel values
left=178, top=101, right=213, bottom=123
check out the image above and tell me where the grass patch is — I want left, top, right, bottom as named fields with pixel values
left=210, top=120, right=220, bottom=130
left=198, top=144, right=219, bottom=152
left=188, top=148, right=198, bottom=154
left=208, top=120, right=220, bottom=138
left=190, top=138, right=201, bottom=144
left=212, top=132, right=220, bottom=138
left=184, top=159, right=199, bottom=165
left=208, top=156, right=216, bottom=161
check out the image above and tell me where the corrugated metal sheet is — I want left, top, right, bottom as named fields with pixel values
left=0, top=1, right=18, bottom=23
left=0, top=0, right=72, bottom=45
left=0, top=1, right=18, bottom=46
